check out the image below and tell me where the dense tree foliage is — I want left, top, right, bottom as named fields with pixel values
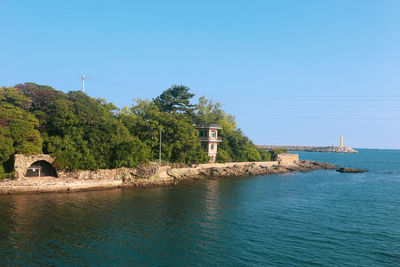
left=0, top=82, right=280, bottom=176
left=268, top=148, right=289, bottom=160
left=193, top=96, right=272, bottom=162
left=1, top=84, right=148, bottom=171
left=153, top=85, right=195, bottom=114
left=39, top=90, right=147, bottom=170
left=118, top=99, right=208, bottom=164
left=0, top=87, right=42, bottom=174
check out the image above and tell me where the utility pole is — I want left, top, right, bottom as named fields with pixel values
left=159, top=128, right=162, bottom=165
left=81, top=75, right=87, bottom=93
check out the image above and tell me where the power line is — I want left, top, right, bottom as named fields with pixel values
left=90, top=77, right=138, bottom=89
left=78, top=76, right=400, bottom=118
left=234, top=103, right=400, bottom=109
left=247, top=113, right=400, bottom=121
left=213, top=95, right=400, bottom=99
left=84, top=76, right=400, bottom=101
left=211, top=95, right=400, bottom=102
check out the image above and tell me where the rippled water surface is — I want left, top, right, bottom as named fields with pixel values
left=1, top=149, right=399, bottom=266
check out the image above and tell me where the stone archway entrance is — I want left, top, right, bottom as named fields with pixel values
left=26, top=160, right=58, bottom=177
left=14, top=154, right=58, bottom=179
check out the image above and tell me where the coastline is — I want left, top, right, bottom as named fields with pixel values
left=0, top=159, right=336, bottom=195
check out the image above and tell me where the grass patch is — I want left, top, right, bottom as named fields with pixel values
left=0, top=172, right=14, bottom=181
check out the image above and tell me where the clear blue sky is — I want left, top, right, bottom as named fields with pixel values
left=1, top=0, right=399, bottom=149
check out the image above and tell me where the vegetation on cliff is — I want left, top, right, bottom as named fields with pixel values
left=0, top=83, right=277, bottom=174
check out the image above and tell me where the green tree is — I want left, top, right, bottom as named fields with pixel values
left=258, top=148, right=271, bottom=161
left=194, top=96, right=265, bottom=162
left=158, top=113, right=208, bottom=164
left=153, top=85, right=195, bottom=114
left=0, top=87, right=43, bottom=173
left=268, top=148, right=289, bottom=160
left=0, top=136, right=14, bottom=163
left=35, top=89, right=148, bottom=170
left=118, top=99, right=161, bottom=161
left=216, top=148, right=230, bottom=163
left=194, top=96, right=236, bottom=129
left=119, top=99, right=208, bottom=164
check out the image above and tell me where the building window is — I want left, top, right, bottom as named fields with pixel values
left=211, top=144, right=215, bottom=150
left=202, top=143, right=207, bottom=150
left=211, top=131, right=216, bottom=138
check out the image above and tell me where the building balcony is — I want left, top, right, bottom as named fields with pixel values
left=195, top=123, right=222, bottom=130
left=200, top=137, right=222, bottom=142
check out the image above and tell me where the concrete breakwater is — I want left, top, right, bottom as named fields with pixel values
left=0, top=158, right=336, bottom=195
left=258, top=145, right=358, bottom=153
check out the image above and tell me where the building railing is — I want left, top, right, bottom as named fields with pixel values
left=199, top=137, right=222, bottom=142
left=195, top=123, right=222, bottom=129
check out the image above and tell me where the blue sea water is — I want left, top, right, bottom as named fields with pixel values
left=0, top=149, right=399, bottom=266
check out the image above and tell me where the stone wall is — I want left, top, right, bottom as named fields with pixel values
left=14, top=154, right=56, bottom=179
left=13, top=154, right=293, bottom=181
left=167, top=161, right=277, bottom=182
left=277, top=153, right=299, bottom=165
left=57, top=162, right=160, bottom=181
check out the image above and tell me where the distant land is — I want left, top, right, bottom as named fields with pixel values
left=257, top=145, right=358, bottom=153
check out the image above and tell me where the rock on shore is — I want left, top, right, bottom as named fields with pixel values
left=336, top=167, right=368, bottom=173
left=166, top=160, right=336, bottom=183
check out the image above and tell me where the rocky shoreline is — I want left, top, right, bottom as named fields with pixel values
left=0, top=159, right=338, bottom=195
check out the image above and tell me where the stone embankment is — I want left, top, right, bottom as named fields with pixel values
left=165, top=160, right=336, bottom=184
left=0, top=156, right=337, bottom=195
left=257, top=145, right=358, bottom=153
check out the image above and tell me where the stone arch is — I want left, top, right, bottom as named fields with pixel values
left=14, top=154, right=57, bottom=179
left=25, top=160, right=58, bottom=177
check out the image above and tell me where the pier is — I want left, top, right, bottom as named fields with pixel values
left=257, top=145, right=358, bottom=153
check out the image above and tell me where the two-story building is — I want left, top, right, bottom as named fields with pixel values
left=196, top=123, right=222, bottom=163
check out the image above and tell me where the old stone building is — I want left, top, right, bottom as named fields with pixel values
left=14, top=154, right=58, bottom=179
left=277, top=153, right=299, bottom=165
left=196, top=123, right=222, bottom=163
